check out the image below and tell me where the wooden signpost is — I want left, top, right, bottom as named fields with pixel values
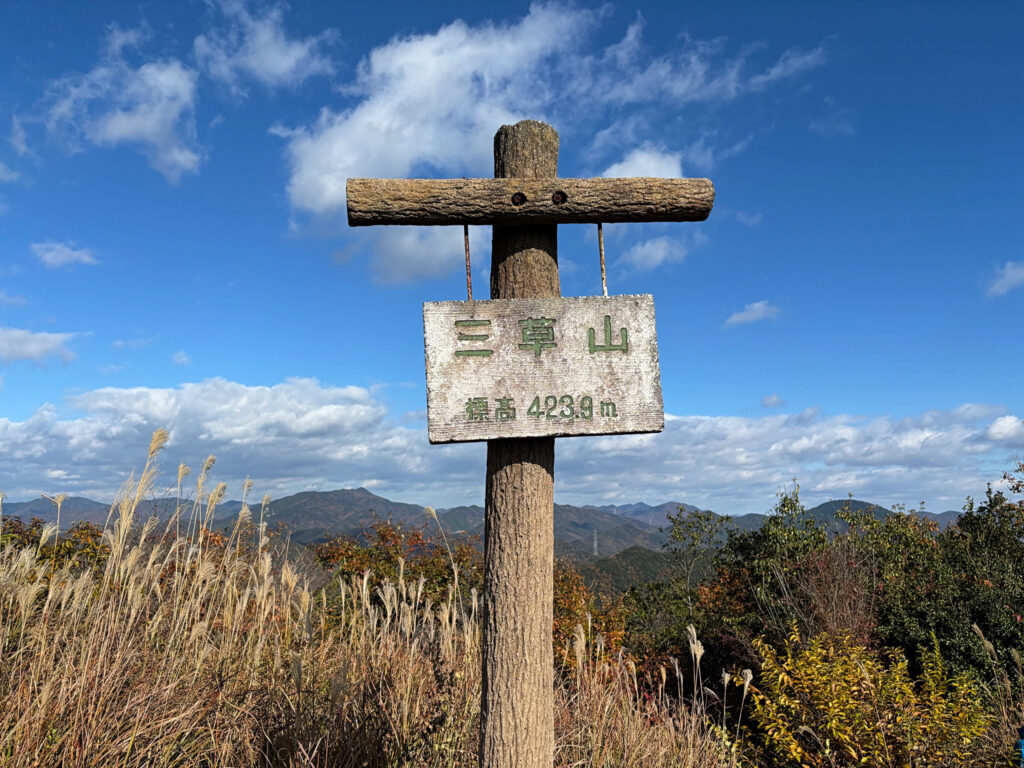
left=347, top=121, right=713, bottom=768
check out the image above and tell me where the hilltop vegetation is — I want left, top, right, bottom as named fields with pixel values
left=2, top=433, right=1023, bottom=766
left=0, top=435, right=735, bottom=768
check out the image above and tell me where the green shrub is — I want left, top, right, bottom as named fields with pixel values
left=751, top=628, right=996, bottom=767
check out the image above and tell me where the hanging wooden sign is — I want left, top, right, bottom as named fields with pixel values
left=423, top=294, right=663, bottom=443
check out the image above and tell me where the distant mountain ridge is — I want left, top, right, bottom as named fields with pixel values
left=435, top=502, right=665, bottom=559
left=3, top=488, right=963, bottom=558
left=1, top=496, right=110, bottom=524
left=599, top=501, right=706, bottom=528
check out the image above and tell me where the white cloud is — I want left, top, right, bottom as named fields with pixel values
left=9, top=116, right=30, bottom=157
left=619, top=236, right=689, bottom=271
left=0, top=377, right=479, bottom=504
left=30, top=241, right=98, bottom=269
left=725, top=300, right=780, bottom=327
left=735, top=210, right=762, bottom=226
left=988, top=261, right=1024, bottom=297
left=571, top=23, right=825, bottom=107
left=172, top=350, right=192, bottom=365
left=113, top=336, right=152, bottom=350
left=0, top=377, right=1017, bottom=518
left=276, top=8, right=826, bottom=281
left=576, top=32, right=743, bottom=106
left=987, top=415, right=1024, bottom=443
left=762, top=393, right=784, bottom=408
left=279, top=9, right=821, bottom=212
left=0, top=162, right=17, bottom=183
left=603, top=144, right=682, bottom=177
left=369, top=226, right=478, bottom=284
left=0, top=290, right=27, bottom=306
left=556, top=404, right=1019, bottom=513
left=0, top=327, right=76, bottom=363
left=46, top=26, right=200, bottom=182
left=277, top=5, right=594, bottom=217
left=194, top=0, right=337, bottom=93
left=748, top=45, right=827, bottom=91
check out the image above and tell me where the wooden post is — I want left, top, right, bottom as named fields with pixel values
left=481, top=120, right=559, bottom=768
left=345, top=119, right=715, bottom=768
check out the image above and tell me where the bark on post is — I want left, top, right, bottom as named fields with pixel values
left=481, top=120, right=559, bottom=768
left=346, top=176, right=715, bottom=226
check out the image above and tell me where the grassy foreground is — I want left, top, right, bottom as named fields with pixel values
left=0, top=432, right=737, bottom=768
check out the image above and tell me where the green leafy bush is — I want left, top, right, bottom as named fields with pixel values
left=751, top=629, right=996, bottom=767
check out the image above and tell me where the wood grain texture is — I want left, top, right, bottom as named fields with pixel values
left=423, top=295, right=664, bottom=443
left=346, top=176, right=715, bottom=226
left=481, top=119, right=557, bottom=768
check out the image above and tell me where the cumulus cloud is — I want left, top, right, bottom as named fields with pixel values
left=31, top=241, right=99, bottom=269
left=277, top=7, right=824, bottom=213
left=988, top=261, right=1024, bottom=297
left=0, top=377, right=1018, bottom=517
left=277, top=5, right=594, bottom=216
left=274, top=5, right=601, bottom=281
left=370, top=226, right=477, bottom=284
left=0, top=327, right=76, bottom=363
left=270, top=8, right=827, bottom=280
left=556, top=403, right=1019, bottom=513
left=603, top=144, right=682, bottom=178
left=0, top=377, right=480, bottom=504
left=987, top=415, right=1024, bottom=443
left=762, top=393, right=784, bottom=408
left=46, top=26, right=200, bottom=182
left=194, top=0, right=337, bottom=94
left=619, top=236, right=689, bottom=271
left=172, top=350, right=192, bottom=365
left=725, top=300, right=780, bottom=327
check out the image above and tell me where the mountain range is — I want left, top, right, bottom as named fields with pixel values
left=2, top=487, right=963, bottom=560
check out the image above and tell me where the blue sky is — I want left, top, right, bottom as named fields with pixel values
left=0, top=1, right=1021, bottom=514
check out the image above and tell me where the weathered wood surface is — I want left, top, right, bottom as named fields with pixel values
left=481, top=119, right=557, bottom=768
left=424, top=295, right=664, bottom=443
left=347, top=176, right=715, bottom=226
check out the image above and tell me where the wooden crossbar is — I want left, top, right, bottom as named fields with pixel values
left=346, top=176, right=715, bottom=226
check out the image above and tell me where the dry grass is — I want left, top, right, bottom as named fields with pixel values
left=0, top=434, right=737, bottom=768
